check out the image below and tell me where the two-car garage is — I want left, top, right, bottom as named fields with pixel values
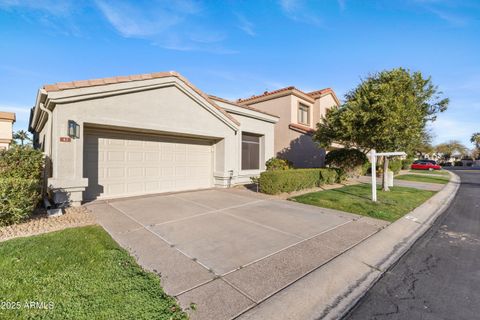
left=83, top=128, right=214, bottom=200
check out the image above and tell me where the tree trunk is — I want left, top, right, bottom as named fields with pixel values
left=382, top=156, right=390, bottom=191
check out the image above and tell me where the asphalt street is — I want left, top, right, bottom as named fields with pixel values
left=344, top=169, right=480, bottom=320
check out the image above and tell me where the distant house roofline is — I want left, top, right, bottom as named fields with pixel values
left=237, top=86, right=341, bottom=106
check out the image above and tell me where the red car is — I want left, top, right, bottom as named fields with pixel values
left=411, top=161, right=442, bottom=170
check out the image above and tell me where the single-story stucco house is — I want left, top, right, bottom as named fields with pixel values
left=0, top=111, right=15, bottom=150
left=29, top=71, right=278, bottom=206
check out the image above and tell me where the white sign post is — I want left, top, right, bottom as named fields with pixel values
left=369, top=150, right=407, bottom=202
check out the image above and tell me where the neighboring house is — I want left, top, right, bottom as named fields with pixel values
left=29, top=72, right=278, bottom=206
left=0, top=112, right=15, bottom=150
left=237, top=86, right=340, bottom=167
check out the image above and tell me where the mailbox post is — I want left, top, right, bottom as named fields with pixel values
left=369, top=150, right=407, bottom=202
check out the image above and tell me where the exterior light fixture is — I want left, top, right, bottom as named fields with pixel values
left=68, top=120, right=80, bottom=139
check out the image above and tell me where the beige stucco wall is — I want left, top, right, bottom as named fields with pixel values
left=245, top=95, right=326, bottom=167
left=0, top=117, right=14, bottom=149
left=318, top=94, right=338, bottom=119
left=245, top=95, right=292, bottom=155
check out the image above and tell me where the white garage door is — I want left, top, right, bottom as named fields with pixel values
left=83, top=129, right=213, bottom=200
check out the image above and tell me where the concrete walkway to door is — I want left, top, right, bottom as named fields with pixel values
left=86, top=188, right=389, bottom=320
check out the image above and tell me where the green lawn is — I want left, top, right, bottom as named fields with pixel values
left=291, top=183, right=436, bottom=222
left=0, top=226, right=187, bottom=320
left=396, top=174, right=450, bottom=184
left=409, top=169, right=449, bottom=175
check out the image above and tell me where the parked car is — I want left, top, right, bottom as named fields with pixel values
left=413, top=159, right=437, bottom=165
left=411, top=161, right=442, bottom=170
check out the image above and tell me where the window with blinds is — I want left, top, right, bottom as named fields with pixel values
left=241, top=133, right=260, bottom=170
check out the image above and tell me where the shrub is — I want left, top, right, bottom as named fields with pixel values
left=454, top=161, right=463, bottom=167
left=401, top=157, right=414, bottom=170
left=0, top=146, right=44, bottom=179
left=325, top=149, right=368, bottom=178
left=0, top=146, right=44, bottom=226
left=0, top=178, right=41, bottom=226
left=259, top=168, right=340, bottom=195
left=265, top=157, right=293, bottom=171
left=361, top=161, right=371, bottom=175
left=389, top=159, right=402, bottom=174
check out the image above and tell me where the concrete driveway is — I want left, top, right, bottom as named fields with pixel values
left=87, top=188, right=388, bottom=320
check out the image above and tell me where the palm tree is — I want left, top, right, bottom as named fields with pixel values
left=13, top=130, right=31, bottom=146
left=471, top=133, right=480, bottom=149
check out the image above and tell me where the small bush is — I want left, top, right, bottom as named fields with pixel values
left=259, top=168, right=340, bottom=195
left=361, top=161, right=371, bottom=175
left=325, top=149, right=368, bottom=178
left=0, top=146, right=44, bottom=226
left=389, top=159, right=402, bottom=174
left=454, top=161, right=463, bottom=167
left=0, top=178, right=41, bottom=226
left=0, top=146, right=44, bottom=179
left=401, top=158, right=414, bottom=170
left=265, top=157, right=293, bottom=171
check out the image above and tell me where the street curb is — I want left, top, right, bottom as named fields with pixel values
left=327, top=170, right=461, bottom=320
left=237, top=171, right=461, bottom=320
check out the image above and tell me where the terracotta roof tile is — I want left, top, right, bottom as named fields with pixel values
left=289, top=123, right=315, bottom=135
left=237, top=86, right=297, bottom=103
left=307, top=88, right=333, bottom=97
left=0, top=111, right=15, bottom=121
left=42, top=71, right=240, bottom=126
left=208, top=95, right=279, bottom=118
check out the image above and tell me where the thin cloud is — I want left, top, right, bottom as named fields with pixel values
left=95, top=0, right=235, bottom=53
left=428, top=7, right=469, bottom=26
left=278, top=0, right=322, bottom=26
left=0, top=0, right=75, bottom=16
left=236, top=13, right=255, bottom=36
left=411, top=0, right=472, bottom=26
left=95, top=1, right=192, bottom=38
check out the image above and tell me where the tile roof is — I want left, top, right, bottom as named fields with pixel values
left=307, top=88, right=334, bottom=97
left=0, top=111, right=15, bottom=121
left=288, top=123, right=315, bottom=135
left=41, top=71, right=240, bottom=126
left=237, top=86, right=339, bottom=105
left=208, top=95, right=279, bottom=118
left=236, top=86, right=299, bottom=103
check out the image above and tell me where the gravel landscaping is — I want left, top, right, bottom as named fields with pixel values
left=0, top=207, right=95, bottom=242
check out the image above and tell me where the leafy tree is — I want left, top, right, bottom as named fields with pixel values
left=13, top=130, right=32, bottom=146
left=315, top=68, right=448, bottom=191
left=471, top=132, right=480, bottom=149
left=434, top=140, right=468, bottom=161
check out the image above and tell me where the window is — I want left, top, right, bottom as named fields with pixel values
left=242, top=133, right=260, bottom=170
left=298, top=103, right=310, bottom=125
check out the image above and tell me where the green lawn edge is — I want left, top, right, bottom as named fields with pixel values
left=0, top=225, right=187, bottom=320
left=408, top=169, right=449, bottom=175
left=290, top=183, right=436, bottom=222
left=396, top=174, right=450, bottom=184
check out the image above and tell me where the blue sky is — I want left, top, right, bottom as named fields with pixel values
left=0, top=0, right=479, bottom=148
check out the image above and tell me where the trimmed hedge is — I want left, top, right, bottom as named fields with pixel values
left=265, top=157, right=293, bottom=171
left=259, top=168, right=344, bottom=195
left=0, top=146, right=44, bottom=226
left=0, top=178, right=41, bottom=226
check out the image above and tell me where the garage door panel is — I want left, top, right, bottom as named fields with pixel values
left=84, top=130, right=213, bottom=200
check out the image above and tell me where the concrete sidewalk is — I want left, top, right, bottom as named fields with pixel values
left=238, top=172, right=460, bottom=320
